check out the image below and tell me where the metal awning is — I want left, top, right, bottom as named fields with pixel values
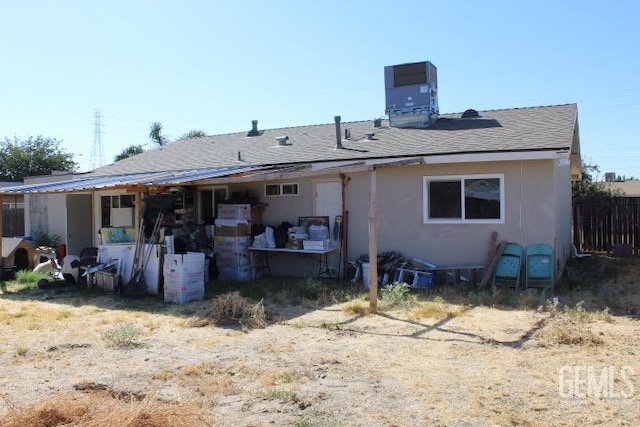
left=0, top=165, right=271, bottom=194
left=0, top=157, right=424, bottom=195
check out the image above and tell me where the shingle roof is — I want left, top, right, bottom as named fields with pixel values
left=90, top=104, right=578, bottom=177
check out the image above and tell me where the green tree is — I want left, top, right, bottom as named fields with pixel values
left=572, top=159, right=624, bottom=199
left=149, top=122, right=168, bottom=146
left=179, top=130, right=207, bottom=139
left=0, top=135, right=77, bottom=181
left=114, top=144, right=144, bottom=162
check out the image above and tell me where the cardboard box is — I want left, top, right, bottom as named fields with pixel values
left=164, top=252, right=205, bottom=274
left=218, top=204, right=251, bottom=221
left=164, top=271, right=204, bottom=288
left=214, top=236, right=250, bottom=252
left=217, top=266, right=252, bottom=281
left=215, top=223, right=250, bottom=237
left=286, top=240, right=303, bottom=250
left=164, top=287, right=205, bottom=304
left=303, top=239, right=331, bottom=250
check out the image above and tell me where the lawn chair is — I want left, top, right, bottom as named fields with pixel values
left=492, top=243, right=523, bottom=291
left=78, top=247, right=99, bottom=285
left=525, top=243, right=554, bottom=292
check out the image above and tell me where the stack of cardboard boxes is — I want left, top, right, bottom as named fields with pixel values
left=214, top=204, right=253, bottom=281
left=163, top=252, right=206, bottom=304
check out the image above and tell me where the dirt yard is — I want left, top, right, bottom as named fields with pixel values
left=1, top=255, right=639, bottom=426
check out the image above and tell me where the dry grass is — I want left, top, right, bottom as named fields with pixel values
left=0, top=393, right=215, bottom=427
left=533, top=315, right=605, bottom=347
left=1, top=255, right=639, bottom=426
left=409, top=296, right=461, bottom=320
left=186, top=291, right=266, bottom=329
left=152, top=361, right=247, bottom=398
left=342, top=300, right=370, bottom=315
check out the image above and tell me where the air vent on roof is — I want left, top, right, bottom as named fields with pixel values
left=373, top=118, right=382, bottom=128
left=275, top=136, right=290, bottom=146
left=461, top=109, right=480, bottom=118
left=246, top=120, right=261, bottom=137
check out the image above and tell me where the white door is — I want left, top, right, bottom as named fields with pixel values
left=314, top=181, right=342, bottom=237
left=66, top=194, right=93, bottom=256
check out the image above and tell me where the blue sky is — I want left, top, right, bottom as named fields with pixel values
left=1, top=1, right=638, bottom=178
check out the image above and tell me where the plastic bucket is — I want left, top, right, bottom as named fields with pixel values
left=362, top=262, right=371, bottom=289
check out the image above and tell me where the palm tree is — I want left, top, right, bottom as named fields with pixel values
left=149, top=122, right=168, bottom=146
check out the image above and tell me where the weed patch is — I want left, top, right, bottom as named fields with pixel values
left=379, top=283, right=417, bottom=310
left=534, top=316, right=604, bottom=347
left=189, top=291, right=266, bottom=329
left=101, top=323, right=143, bottom=348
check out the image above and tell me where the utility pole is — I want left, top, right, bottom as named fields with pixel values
left=90, top=109, right=104, bottom=170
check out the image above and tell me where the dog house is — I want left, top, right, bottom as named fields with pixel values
left=1, top=237, right=36, bottom=279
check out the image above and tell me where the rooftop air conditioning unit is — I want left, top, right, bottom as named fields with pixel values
left=384, top=61, right=439, bottom=128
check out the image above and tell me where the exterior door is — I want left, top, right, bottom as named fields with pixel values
left=314, top=181, right=342, bottom=236
left=66, top=194, right=93, bottom=256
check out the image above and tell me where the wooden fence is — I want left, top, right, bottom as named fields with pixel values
left=2, top=207, right=25, bottom=237
left=572, top=197, right=640, bottom=255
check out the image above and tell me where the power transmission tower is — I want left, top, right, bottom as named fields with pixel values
left=90, top=109, right=105, bottom=170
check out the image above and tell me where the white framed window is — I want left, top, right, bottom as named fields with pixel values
left=100, top=194, right=136, bottom=227
left=265, top=184, right=280, bottom=196
left=265, top=183, right=299, bottom=197
left=423, top=174, right=504, bottom=224
left=281, top=183, right=299, bottom=196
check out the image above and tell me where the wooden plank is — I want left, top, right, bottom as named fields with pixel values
left=480, top=240, right=507, bottom=289
left=484, top=231, right=498, bottom=271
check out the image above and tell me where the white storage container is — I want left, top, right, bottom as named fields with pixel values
left=362, top=262, right=371, bottom=289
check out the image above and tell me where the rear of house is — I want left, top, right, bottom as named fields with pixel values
left=0, top=61, right=581, bottom=288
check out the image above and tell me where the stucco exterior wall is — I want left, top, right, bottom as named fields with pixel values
left=23, top=173, right=74, bottom=244
left=232, top=180, right=327, bottom=276
left=25, top=193, right=66, bottom=244
left=554, top=159, right=573, bottom=273
left=344, top=160, right=560, bottom=266
left=233, top=181, right=315, bottom=228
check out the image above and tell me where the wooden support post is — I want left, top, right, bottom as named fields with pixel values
left=0, top=194, right=3, bottom=269
left=368, top=169, right=378, bottom=313
left=134, top=191, right=143, bottom=239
